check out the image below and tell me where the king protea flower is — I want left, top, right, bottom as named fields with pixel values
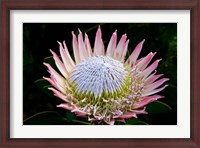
left=43, top=26, right=169, bottom=125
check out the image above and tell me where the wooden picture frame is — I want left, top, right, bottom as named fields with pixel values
left=1, top=0, right=199, bottom=147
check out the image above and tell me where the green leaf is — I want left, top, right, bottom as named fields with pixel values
left=126, top=118, right=148, bottom=125
left=34, top=79, right=54, bottom=98
left=146, top=101, right=172, bottom=114
left=23, top=111, right=92, bottom=125
left=23, top=111, right=67, bottom=125
left=66, top=111, right=76, bottom=123
left=34, top=78, right=50, bottom=86
left=71, top=119, right=91, bottom=125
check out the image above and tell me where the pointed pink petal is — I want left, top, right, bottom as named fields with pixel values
left=145, top=74, right=164, bottom=84
left=43, top=76, right=67, bottom=95
left=72, top=109, right=90, bottom=116
left=134, top=95, right=164, bottom=109
left=133, top=108, right=148, bottom=115
left=58, top=41, right=75, bottom=73
left=116, top=109, right=147, bottom=119
left=85, top=33, right=92, bottom=57
left=43, top=63, right=65, bottom=87
left=94, top=26, right=105, bottom=56
left=43, top=76, right=57, bottom=88
left=137, top=52, right=156, bottom=70
left=48, top=87, right=70, bottom=102
left=142, top=85, right=168, bottom=96
left=140, top=59, right=161, bottom=79
left=49, top=75, right=66, bottom=94
left=121, top=40, right=129, bottom=62
left=126, top=39, right=145, bottom=65
left=117, top=112, right=137, bottom=119
left=50, top=49, right=68, bottom=78
left=78, top=29, right=89, bottom=60
left=63, top=41, right=75, bottom=67
left=114, top=34, right=127, bottom=60
left=106, top=31, right=117, bottom=57
left=72, top=31, right=81, bottom=64
left=57, top=103, right=75, bottom=111
left=145, top=78, right=169, bottom=92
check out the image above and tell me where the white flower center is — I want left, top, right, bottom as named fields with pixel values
left=69, top=56, right=128, bottom=98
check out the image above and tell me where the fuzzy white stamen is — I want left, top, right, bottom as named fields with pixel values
left=69, top=56, right=127, bottom=98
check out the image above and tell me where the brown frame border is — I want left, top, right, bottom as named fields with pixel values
left=0, top=0, right=199, bottom=148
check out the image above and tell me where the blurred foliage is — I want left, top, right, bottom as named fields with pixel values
left=126, top=118, right=148, bottom=125
left=23, top=23, right=177, bottom=125
left=23, top=111, right=91, bottom=125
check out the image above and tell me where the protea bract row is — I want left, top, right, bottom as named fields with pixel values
left=43, top=26, right=169, bottom=125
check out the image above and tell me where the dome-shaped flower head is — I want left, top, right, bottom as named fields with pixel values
left=43, top=26, right=169, bottom=125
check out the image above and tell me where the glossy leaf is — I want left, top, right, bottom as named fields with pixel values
left=126, top=118, right=148, bottom=125
left=66, top=111, right=76, bottom=123
left=23, top=111, right=67, bottom=125
left=23, top=111, right=91, bottom=125
left=146, top=101, right=172, bottom=114
left=34, top=79, right=54, bottom=98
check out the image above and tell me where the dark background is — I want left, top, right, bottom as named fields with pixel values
left=23, top=23, right=177, bottom=125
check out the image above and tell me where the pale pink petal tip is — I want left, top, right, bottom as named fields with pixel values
left=78, top=28, right=82, bottom=33
left=114, top=33, right=128, bottom=60
left=78, top=29, right=89, bottom=60
left=43, top=76, right=52, bottom=82
left=142, top=39, right=145, bottom=44
left=142, top=59, right=163, bottom=78
left=135, top=95, right=165, bottom=109
left=117, top=112, right=137, bottom=119
left=72, top=32, right=76, bottom=38
left=106, top=30, right=117, bottom=57
left=126, top=39, right=145, bottom=65
left=135, top=108, right=148, bottom=115
left=113, top=30, right=117, bottom=35
left=94, top=25, right=104, bottom=56
left=143, top=85, right=168, bottom=96
left=145, top=78, right=169, bottom=92
left=43, top=62, right=49, bottom=67
left=72, top=109, right=89, bottom=116
left=57, top=40, right=60, bottom=43
left=57, top=104, right=74, bottom=111
left=49, top=49, right=55, bottom=55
